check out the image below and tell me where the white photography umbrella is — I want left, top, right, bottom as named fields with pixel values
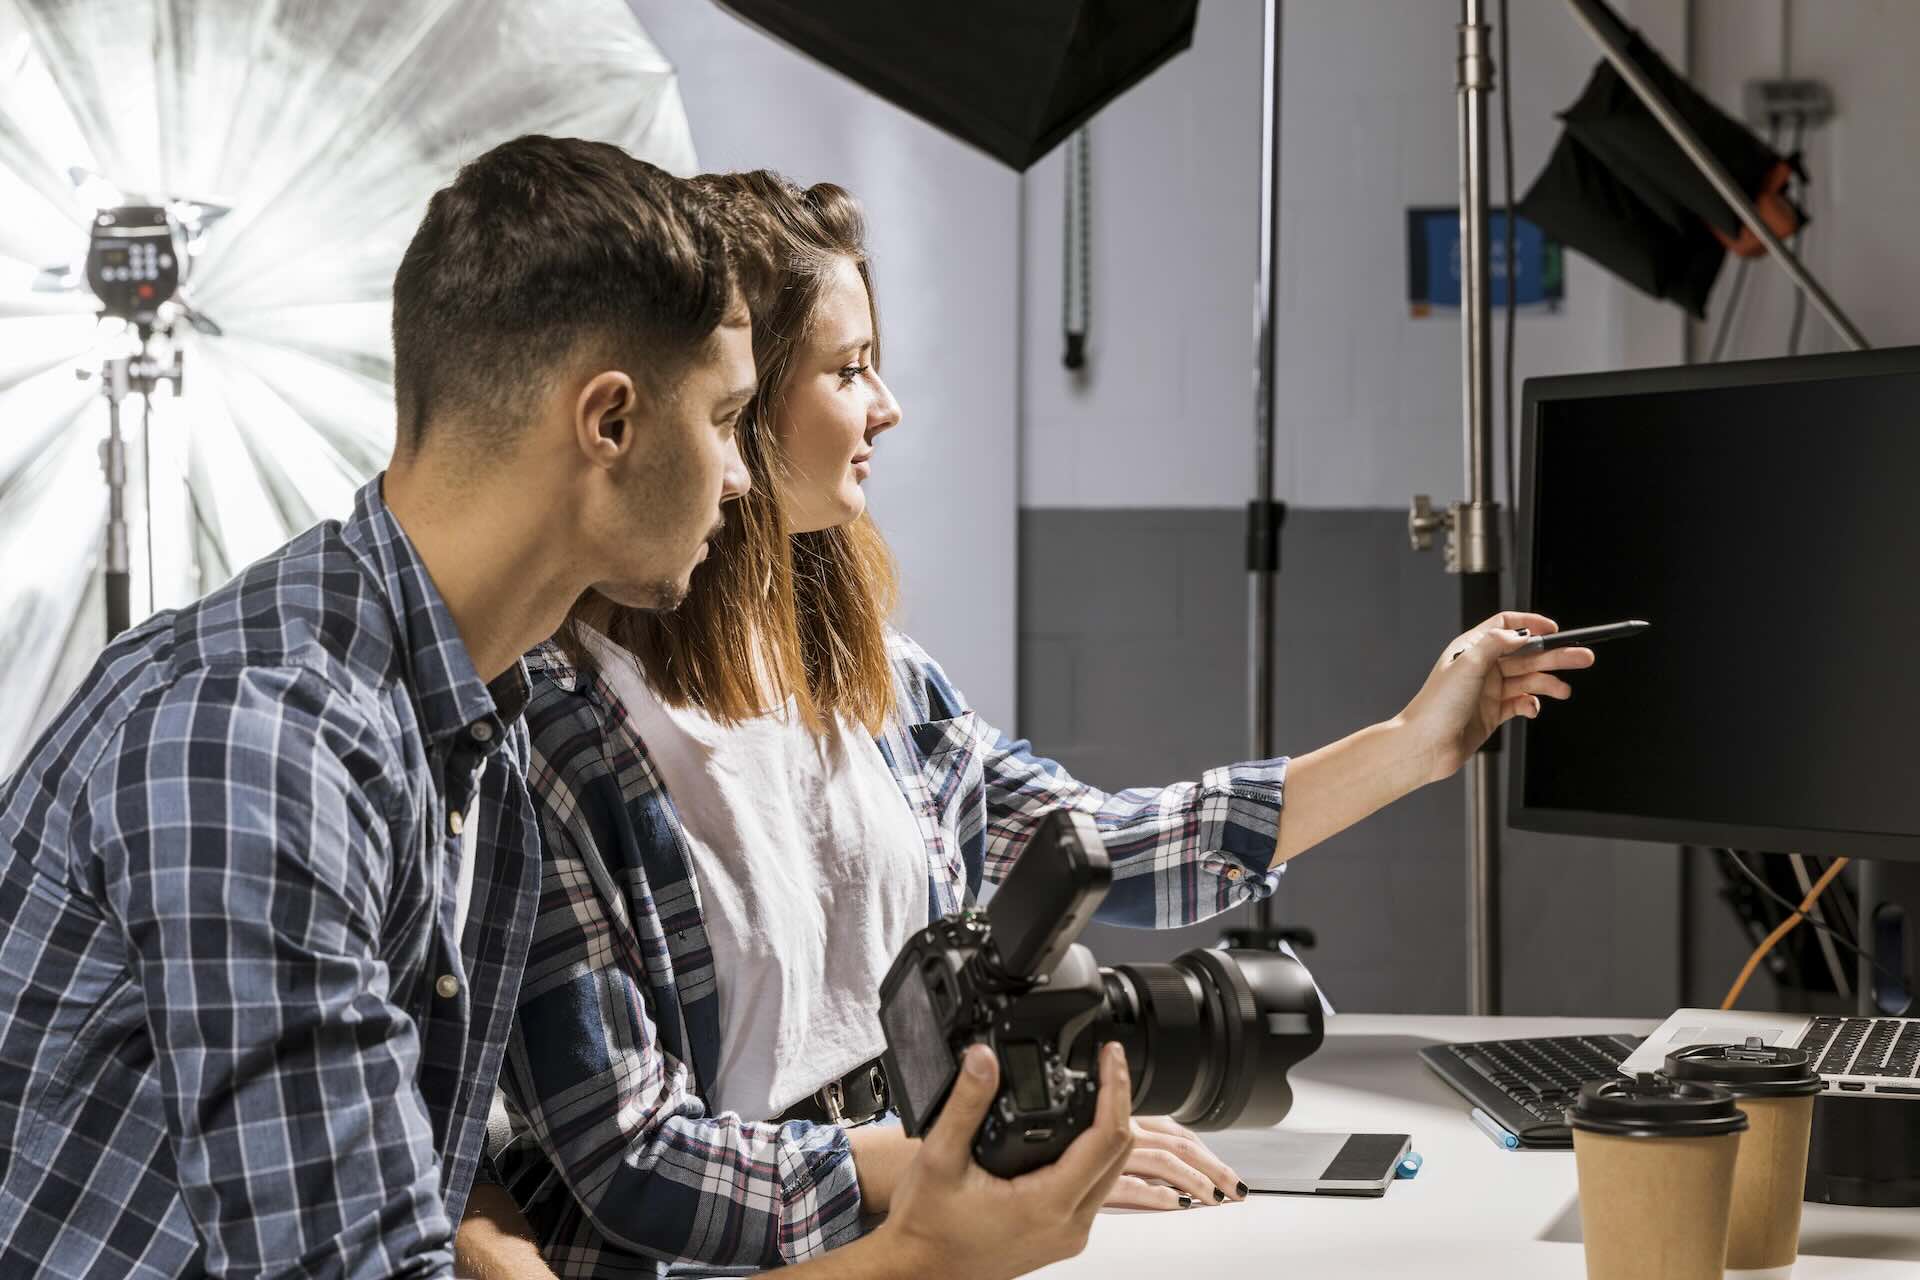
left=0, top=0, right=697, bottom=774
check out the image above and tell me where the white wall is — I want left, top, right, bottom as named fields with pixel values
left=1020, top=0, right=1687, bottom=512
left=627, top=1, right=1020, bottom=728
left=1692, top=0, right=1920, bottom=357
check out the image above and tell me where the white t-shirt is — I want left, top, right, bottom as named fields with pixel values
left=455, top=792, right=479, bottom=944
left=586, top=630, right=927, bottom=1122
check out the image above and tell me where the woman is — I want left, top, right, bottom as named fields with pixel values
left=478, top=172, right=1592, bottom=1277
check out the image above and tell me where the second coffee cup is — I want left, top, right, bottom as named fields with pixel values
left=1569, top=1072, right=1749, bottom=1280
left=1665, top=1038, right=1824, bottom=1280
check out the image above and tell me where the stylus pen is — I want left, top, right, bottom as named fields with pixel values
left=1511, top=619, right=1651, bottom=654
left=1469, top=1107, right=1521, bottom=1150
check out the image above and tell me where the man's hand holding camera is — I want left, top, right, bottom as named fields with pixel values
left=873, top=1042, right=1135, bottom=1280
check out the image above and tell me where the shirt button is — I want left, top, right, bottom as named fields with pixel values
left=470, top=721, right=494, bottom=744
left=447, top=809, right=464, bottom=837
left=1225, top=866, right=1244, bottom=882
left=436, top=974, right=460, bottom=999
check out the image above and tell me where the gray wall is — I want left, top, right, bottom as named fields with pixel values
left=630, top=0, right=1020, bottom=729
left=1019, top=0, right=1687, bottom=511
left=1024, top=508, right=1683, bottom=1016
left=1014, top=1, right=1916, bottom=1014
left=1015, top=0, right=1686, bottom=1013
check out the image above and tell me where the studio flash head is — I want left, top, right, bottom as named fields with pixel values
left=86, top=206, right=183, bottom=325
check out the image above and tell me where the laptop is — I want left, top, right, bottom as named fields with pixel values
left=1619, top=1008, right=1920, bottom=1099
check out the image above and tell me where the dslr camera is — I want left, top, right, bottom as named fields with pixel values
left=878, top=809, right=1324, bottom=1177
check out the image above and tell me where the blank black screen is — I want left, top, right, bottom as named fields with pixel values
left=1521, top=368, right=1920, bottom=846
left=879, top=968, right=958, bottom=1133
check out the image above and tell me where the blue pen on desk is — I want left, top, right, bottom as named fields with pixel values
left=1469, top=1107, right=1520, bottom=1150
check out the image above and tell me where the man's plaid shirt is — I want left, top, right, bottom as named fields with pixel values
left=490, top=631, right=1289, bottom=1277
left=0, top=478, right=539, bottom=1278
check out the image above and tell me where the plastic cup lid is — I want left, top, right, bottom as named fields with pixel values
left=1663, top=1037, right=1823, bottom=1097
left=1567, top=1073, right=1751, bottom=1139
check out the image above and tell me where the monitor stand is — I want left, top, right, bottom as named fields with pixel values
left=1856, top=861, right=1914, bottom=1016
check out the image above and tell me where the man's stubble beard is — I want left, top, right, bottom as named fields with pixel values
left=645, top=578, right=690, bottom=611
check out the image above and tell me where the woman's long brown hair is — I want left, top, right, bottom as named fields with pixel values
left=557, top=171, right=900, bottom=733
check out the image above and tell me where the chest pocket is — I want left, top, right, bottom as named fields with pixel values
left=905, top=712, right=987, bottom=910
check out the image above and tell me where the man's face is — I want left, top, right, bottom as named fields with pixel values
left=589, top=314, right=755, bottom=610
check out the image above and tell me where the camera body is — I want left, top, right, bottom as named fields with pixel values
left=878, top=809, right=1325, bottom=1177
left=879, top=912, right=1112, bottom=1177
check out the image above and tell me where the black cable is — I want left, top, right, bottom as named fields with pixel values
left=1709, top=116, right=1783, bottom=363
left=1707, top=258, right=1751, bottom=362
left=1719, top=849, right=1910, bottom=993
left=1785, top=114, right=1809, bottom=356
left=1499, top=0, right=1517, bottom=522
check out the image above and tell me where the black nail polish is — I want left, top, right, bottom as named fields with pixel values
left=1178, top=1194, right=1194, bottom=1208
left=1212, top=1186, right=1226, bottom=1203
left=1235, top=1181, right=1249, bottom=1198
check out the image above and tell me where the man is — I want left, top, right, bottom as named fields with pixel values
left=0, top=136, right=1128, bottom=1279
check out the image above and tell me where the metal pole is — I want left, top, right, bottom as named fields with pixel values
left=1249, top=0, right=1280, bottom=764
left=1245, top=0, right=1288, bottom=943
left=1564, top=0, right=1869, bottom=352
left=140, top=336, right=156, bottom=614
left=101, top=357, right=132, bottom=639
left=1856, top=859, right=1880, bottom=1015
left=1459, top=3, right=1494, bottom=518
left=1246, top=0, right=1283, bottom=927
left=1458, top=0, right=1502, bottom=1015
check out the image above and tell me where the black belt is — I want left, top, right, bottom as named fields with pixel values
left=772, top=1057, right=892, bottom=1127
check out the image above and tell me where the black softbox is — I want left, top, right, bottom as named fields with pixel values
left=712, top=1, right=1199, bottom=171
left=1519, top=4, right=1800, bottom=317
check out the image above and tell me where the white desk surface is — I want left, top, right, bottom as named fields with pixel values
left=1041, top=1015, right=1920, bottom=1279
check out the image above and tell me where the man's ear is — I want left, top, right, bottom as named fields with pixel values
left=575, top=370, right=641, bottom=466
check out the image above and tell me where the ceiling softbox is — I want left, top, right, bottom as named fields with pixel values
left=711, top=0, right=1199, bottom=170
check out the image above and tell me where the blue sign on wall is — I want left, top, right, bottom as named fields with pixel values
left=1407, top=207, right=1563, bottom=316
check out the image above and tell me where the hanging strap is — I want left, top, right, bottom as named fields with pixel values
left=1062, top=127, right=1091, bottom=370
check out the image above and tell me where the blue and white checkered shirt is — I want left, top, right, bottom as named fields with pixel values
left=0, top=477, right=540, bottom=1279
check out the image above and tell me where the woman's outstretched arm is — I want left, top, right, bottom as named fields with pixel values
left=1269, top=611, right=1593, bottom=867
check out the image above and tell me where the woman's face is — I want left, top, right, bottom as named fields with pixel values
left=776, top=255, right=900, bottom=534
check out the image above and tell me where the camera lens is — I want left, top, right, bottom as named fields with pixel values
left=1097, top=948, right=1323, bottom=1130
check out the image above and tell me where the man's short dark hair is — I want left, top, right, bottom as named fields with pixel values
left=390, top=135, right=740, bottom=453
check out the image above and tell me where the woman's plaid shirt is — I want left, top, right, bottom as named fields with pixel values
left=491, top=632, right=1288, bottom=1277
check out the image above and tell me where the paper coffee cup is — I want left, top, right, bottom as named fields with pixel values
left=1666, top=1039, right=1823, bottom=1279
left=1569, top=1074, right=1749, bottom=1280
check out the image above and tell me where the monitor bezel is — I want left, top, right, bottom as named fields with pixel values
left=1510, top=343, right=1920, bottom=863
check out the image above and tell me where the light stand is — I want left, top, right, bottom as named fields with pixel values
left=1562, top=0, right=1867, bottom=351
left=1409, top=0, right=1505, bottom=1014
left=1224, top=0, right=1312, bottom=959
left=87, top=327, right=182, bottom=640
left=1420, top=0, right=1882, bottom=1015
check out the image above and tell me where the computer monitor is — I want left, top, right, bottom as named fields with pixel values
left=1511, top=345, right=1920, bottom=864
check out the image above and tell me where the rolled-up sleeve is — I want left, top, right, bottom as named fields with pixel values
left=85, top=666, right=452, bottom=1279
left=498, top=755, right=863, bottom=1271
left=898, top=637, right=1288, bottom=929
left=981, top=732, right=1288, bottom=928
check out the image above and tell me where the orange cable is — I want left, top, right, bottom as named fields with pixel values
left=1720, top=855, right=1851, bottom=1010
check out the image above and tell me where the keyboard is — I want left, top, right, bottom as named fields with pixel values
left=1799, top=1016, right=1920, bottom=1091
left=1419, top=1033, right=1645, bottom=1149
